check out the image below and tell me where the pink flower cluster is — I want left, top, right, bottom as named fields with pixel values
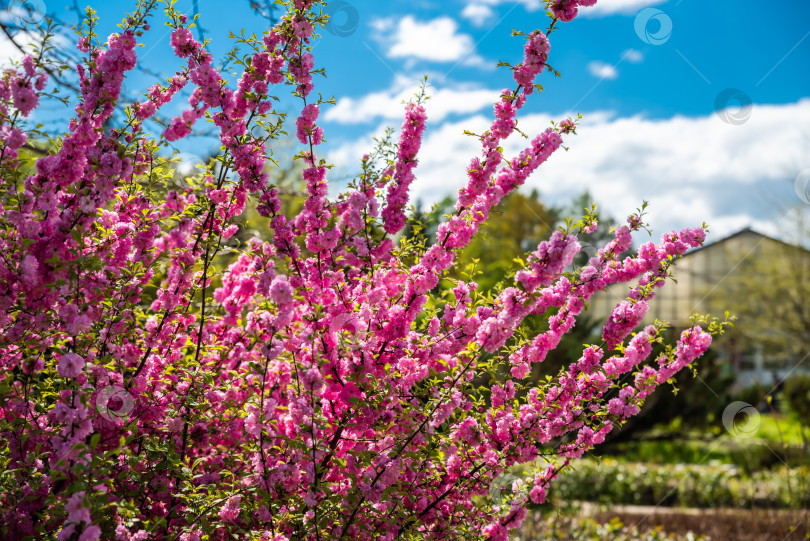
left=516, top=230, right=580, bottom=292
left=514, top=30, right=551, bottom=91
left=0, top=1, right=726, bottom=539
left=58, top=492, right=100, bottom=541
left=549, top=0, right=598, bottom=22
left=296, top=103, right=323, bottom=145
left=2, top=56, right=46, bottom=117
left=0, top=55, right=47, bottom=165
left=382, top=102, right=427, bottom=234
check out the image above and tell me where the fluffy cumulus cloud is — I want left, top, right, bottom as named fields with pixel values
left=587, top=61, right=618, bottom=79
left=461, top=0, right=668, bottom=25
left=0, top=25, right=72, bottom=69
left=328, top=99, right=810, bottom=242
left=371, top=15, right=487, bottom=67
left=325, top=75, right=499, bottom=124
left=0, top=31, right=39, bottom=65
left=623, top=49, right=644, bottom=63
left=460, top=4, right=496, bottom=27
left=461, top=0, right=540, bottom=27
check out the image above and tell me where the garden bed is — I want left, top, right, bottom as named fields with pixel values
left=516, top=505, right=809, bottom=540
left=548, top=459, right=810, bottom=509
left=587, top=504, right=809, bottom=540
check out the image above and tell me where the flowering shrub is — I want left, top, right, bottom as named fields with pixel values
left=0, top=1, right=728, bottom=539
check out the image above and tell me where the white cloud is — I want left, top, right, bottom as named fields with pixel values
left=461, top=4, right=495, bottom=27
left=372, top=15, right=487, bottom=67
left=588, top=61, right=619, bottom=79
left=579, top=0, right=668, bottom=17
left=460, top=0, right=667, bottom=23
left=0, top=30, right=38, bottom=66
left=368, top=17, right=394, bottom=33
left=461, top=0, right=541, bottom=26
left=325, top=75, right=498, bottom=124
left=328, top=99, right=810, bottom=242
left=623, top=48, right=644, bottom=63
left=0, top=28, right=72, bottom=69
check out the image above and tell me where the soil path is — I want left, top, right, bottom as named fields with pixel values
left=580, top=503, right=809, bottom=540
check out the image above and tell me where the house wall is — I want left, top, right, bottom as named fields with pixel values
left=583, top=229, right=810, bottom=388
left=587, top=229, right=769, bottom=328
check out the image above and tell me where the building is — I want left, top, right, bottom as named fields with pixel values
left=586, top=227, right=810, bottom=389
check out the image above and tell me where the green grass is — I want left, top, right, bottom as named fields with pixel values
left=518, top=514, right=709, bottom=541
left=755, top=412, right=807, bottom=446
left=596, top=413, right=809, bottom=473
left=546, top=459, right=810, bottom=509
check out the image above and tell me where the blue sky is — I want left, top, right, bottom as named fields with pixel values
left=2, top=0, right=810, bottom=244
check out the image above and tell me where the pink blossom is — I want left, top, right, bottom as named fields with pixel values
left=529, top=484, right=547, bottom=504
left=57, top=353, right=85, bottom=378
left=4, top=128, right=26, bottom=150
left=78, top=525, right=101, bottom=541
left=0, top=2, right=718, bottom=539
left=219, top=495, right=241, bottom=522
left=269, top=275, right=293, bottom=305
